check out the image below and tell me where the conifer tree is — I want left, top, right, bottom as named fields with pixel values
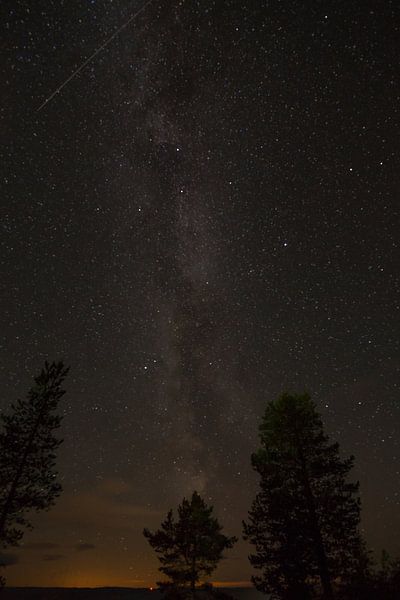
left=144, top=491, right=237, bottom=598
left=0, top=362, right=69, bottom=552
left=243, top=393, right=363, bottom=600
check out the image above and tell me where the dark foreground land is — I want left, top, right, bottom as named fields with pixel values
left=1, top=590, right=147, bottom=600
left=1, top=589, right=265, bottom=600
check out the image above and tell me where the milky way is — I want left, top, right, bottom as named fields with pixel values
left=1, top=0, right=399, bottom=587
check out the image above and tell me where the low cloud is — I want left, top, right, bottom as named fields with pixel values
left=97, top=478, right=133, bottom=496
left=0, top=553, right=19, bottom=566
left=75, top=543, right=95, bottom=552
left=24, top=542, right=59, bottom=550
left=42, top=554, right=65, bottom=562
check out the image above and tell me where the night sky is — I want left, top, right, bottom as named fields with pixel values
left=1, top=0, right=399, bottom=588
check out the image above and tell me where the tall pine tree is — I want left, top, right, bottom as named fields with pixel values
left=144, top=491, right=237, bottom=598
left=0, top=362, right=69, bottom=552
left=243, top=393, right=363, bottom=600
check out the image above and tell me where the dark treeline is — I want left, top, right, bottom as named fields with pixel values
left=143, top=395, right=400, bottom=600
left=0, top=368, right=399, bottom=599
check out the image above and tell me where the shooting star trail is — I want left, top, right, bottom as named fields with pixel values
left=37, top=0, right=155, bottom=112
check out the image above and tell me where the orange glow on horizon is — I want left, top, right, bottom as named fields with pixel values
left=13, top=581, right=252, bottom=590
left=8, top=570, right=148, bottom=589
left=212, top=581, right=252, bottom=588
left=22, top=577, right=252, bottom=590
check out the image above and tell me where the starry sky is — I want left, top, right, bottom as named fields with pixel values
left=1, top=0, right=399, bottom=588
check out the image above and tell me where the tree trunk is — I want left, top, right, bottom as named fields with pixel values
left=191, top=556, right=196, bottom=600
left=298, top=449, right=334, bottom=600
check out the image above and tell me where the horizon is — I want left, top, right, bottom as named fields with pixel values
left=4, top=583, right=253, bottom=589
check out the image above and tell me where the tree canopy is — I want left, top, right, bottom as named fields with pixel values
left=0, top=361, right=69, bottom=551
left=244, top=393, right=363, bottom=600
left=144, top=491, right=237, bottom=597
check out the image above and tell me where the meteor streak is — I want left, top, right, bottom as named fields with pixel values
left=37, top=0, right=154, bottom=112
